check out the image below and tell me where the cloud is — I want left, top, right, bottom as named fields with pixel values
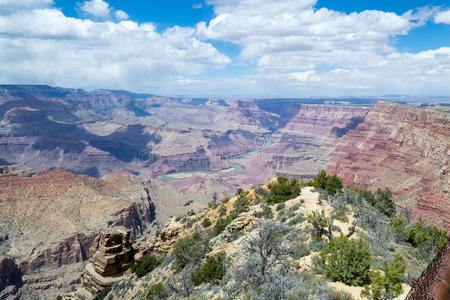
left=114, top=9, right=129, bottom=20
left=79, top=0, right=110, bottom=18
left=190, top=0, right=450, bottom=96
left=0, top=7, right=230, bottom=93
left=197, top=0, right=423, bottom=67
left=434, top=9, right=450, bottom=24
left=192, top=3, right=203, bottom=9
left=0, top=0, right=449, bottom=96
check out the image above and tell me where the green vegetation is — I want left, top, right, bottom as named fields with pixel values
left=253, top=204, right=273, bottom=219
left=232, top=194, right=250, bottom=214
left=319, top=235, right=372, bottom=286
left=146, top=282, right=167, bottom=300
left=292, top=240, right=310, bottom=258
left=213, top=215, right=233, bottom=236
left=266, top=176, right=302, bottom=203
left=94, top=287, right=111, bottom=300
left=172, top=232, right=208, bottom=271
left=218, top=205, right=227, bottom=216
left=132, top=254, right=161, bottom=278
left=356, top=187, right=395, bottom=217
left=362, top=254, right=406, bottom=300
left=276, top=202, right=286, bottom=211
left=191, top=254, right=226, bottom=286
left=390, top=218, right=449, bottom=259
left=288, top=213, right=305, bottom=226
left=307, top=210, right=333, bottom=240
left=406, top=222, right=448, bottom=250
left=312, top=170, right=343, bottom=195
left=105, top=172, right=448, bottom=300
left=202, top=217, right=212, bottom=228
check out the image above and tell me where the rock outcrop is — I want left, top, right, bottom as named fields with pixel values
left=81, top=227, right=134, bottom=296
left=0, top=168, right=158, bottom=299
left=327, top=102, right=449, bottom=231
left=0, top=257, right=22, bottom=298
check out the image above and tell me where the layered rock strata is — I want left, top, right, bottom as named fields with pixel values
left=327, top=102, right=449, bottom=231
left=285, top=104, right=369, bottom=135
left=81, top=227, right=134, bottom=296
left=0, top=168, right=167, bottom=299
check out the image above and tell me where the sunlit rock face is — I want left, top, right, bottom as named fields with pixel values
left=327, top=101, right=450, bottom=231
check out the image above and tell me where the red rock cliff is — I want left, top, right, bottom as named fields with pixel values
left=285, top=104, right=369, bottom=135
left=327, top=102, right=449, bottom=231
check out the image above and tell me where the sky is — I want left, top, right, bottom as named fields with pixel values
left=1, top=0, right=450, bottom=97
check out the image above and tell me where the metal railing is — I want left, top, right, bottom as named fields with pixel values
left=405, top=241, right=450, bottom=300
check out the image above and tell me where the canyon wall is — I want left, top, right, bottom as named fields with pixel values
left=0, top=167, right=191, bottom=298
left=285, top=104, right=369, bottom=135
left=327, top=102, right=449, bottom=231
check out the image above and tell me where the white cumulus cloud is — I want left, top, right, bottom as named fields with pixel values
left=189, top=0, right=450, bottom=96
left=434, top=10, right=450, bottom=24
left=0, top=7, right=230, bottom=93
left=79, top=0, right=110, bottom=18
left=114, top=9, right=129, bottom=20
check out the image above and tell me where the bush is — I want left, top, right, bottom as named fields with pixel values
left=132, top=254, right=161, bottom=278
left=308, top=238, right=327, bottom=252
left=288, top=214, right=305, bottom=226
left=213, top=216, right=233, bottom=236
left=146, top=282, right=168, bottom=300
left=319, top=235, right=372, bottom=286
left=255, top=186, right=269, bottom=197
left=155, top=230, right=161, bottom=238
left=231, top=221, right=292, bottom=290
left=172, top=232, right=208, bottom=271
left=222, top=197, right=230, bottom=204
left=233, top=195, right=250, bottom=214
left=358, top=189, right=376, bottom=206
left=267, top=177, right=302, bottom=203
left=253, top=205, right=273, bottom=219
left=374, top=188, right=395, bottom=217
left=191, top=254, right=226, bottom=286
left=406, top=222, right=449, bottom=259
left=285, top=272, right=333, bottom=300
left=94, top=287, right=111, bottom=300
left=218, top=205, right=227, bottom=216
left=292, top=240, right=310, bottom=258
left=276, top=203, right=286, bottom=211
left=312, top=170, right=343, bottom=196
left=326, top=290, right=355, bottom=300
left=202, top=218, right=212, bottom=228
left=289, top=203, right=301, bottom=212
left=307, top=210, right=333, bottom=240
left=361, top=254, right=406, bottom=300
left=208, top=201, right=218, bottom=209
left=325, top=175, right=343, bottom=196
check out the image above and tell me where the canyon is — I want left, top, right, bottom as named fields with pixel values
left=0, top=85, right=448, bottom=298
left=327, top=101, right=450, bottom=231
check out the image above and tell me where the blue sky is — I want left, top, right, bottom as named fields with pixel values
left=1, top=0, right=450, bottom=96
